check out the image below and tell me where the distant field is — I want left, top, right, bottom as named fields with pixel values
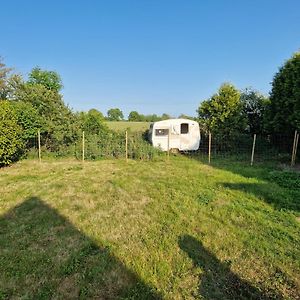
left=105, top=121, right=150, bottom=132
left=0, top=156, right=299, bottom=299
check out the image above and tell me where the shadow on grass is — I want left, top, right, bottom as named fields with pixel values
left=178, top=235, right=283, bottom=300
left=0, top=197, right=161, bottom=299
left=188, top=155, right=300, bottom=213
left=221, top=182, right=300, bottom=213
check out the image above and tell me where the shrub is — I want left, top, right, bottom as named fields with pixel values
left=12, top=101, right=42, bottom=142
left=268, top=171, right=300, bottom=189
left=0, top=101, right=24, bottom=166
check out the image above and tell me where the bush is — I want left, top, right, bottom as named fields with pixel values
left=71, top=130, right=162, bottom=161
left=268, top=171, right=300, bottom=189
left=0, top=101, right=24, bottom=166
left=12, top=101, right=42, bottom=143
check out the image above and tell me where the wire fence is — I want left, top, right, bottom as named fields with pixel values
left=25, top=130, right=299, bottom=167
left=26, top=130, right=163, bottom=161
left=191, top=131, right=299, bottom=166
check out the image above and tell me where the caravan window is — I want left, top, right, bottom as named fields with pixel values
left=155, top=129, right=169, bottom=136
left=181, top=123, right=189, bottom=134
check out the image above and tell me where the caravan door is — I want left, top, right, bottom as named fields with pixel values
left=169, top=124, right=180, bottom=150
left=179, top=122, right=191, bottom=150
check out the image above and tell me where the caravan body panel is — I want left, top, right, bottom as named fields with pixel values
left=149, top=119, right=200, bottom=151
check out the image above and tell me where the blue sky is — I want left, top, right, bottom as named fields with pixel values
left=1, top=0, right=300, bottom=118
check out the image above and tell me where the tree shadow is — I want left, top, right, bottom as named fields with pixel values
left=0, top=197, right=161, bottom=299
left=188, top=155, right=300, bottom=214
left=178, top=235, right=283, bottom=300
left=221, top=182, right=300, bottom=213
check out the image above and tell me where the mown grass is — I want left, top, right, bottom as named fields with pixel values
left=0, top=156, right=299, bottom=299
left=105, top=121, right=150, bottom=132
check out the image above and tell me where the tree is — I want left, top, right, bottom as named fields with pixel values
left=14, top=81, right=69, bottom=127
left=0, top=101, right=24, bottom=166
left=197, top=83, right=246, bottom=135
left=12, top=101, right=42, bottom=141
left=143, top=114, right=160, bottom=122
left=178, top=114, right=194, bottom=120
left=28, top=67, right=63, bottom=92
left=107, top=108, right=124, bottom=121
left=0, top=57, right=12, bottom=99
left=267, top=51, right=300, bottom=133
left=161, top=113, right=171, bottom=120
left=240, top=88, right=269, bottom=134
left=80, top=109, right=107, bottom=134
left=11, top=70, right=76, bottom=149
left=128, top=111, right=141, bottom=121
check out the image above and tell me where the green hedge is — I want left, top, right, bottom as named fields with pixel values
left=0, top=101, right=24, bottom=166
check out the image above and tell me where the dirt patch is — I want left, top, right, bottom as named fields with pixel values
left=57, top=273, right=80, bottom=299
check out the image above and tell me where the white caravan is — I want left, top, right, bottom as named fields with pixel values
left=149, top=119, right=200, bottom=151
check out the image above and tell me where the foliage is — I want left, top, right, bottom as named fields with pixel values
left=4, top=74, right=23, bottom=101
left=79, top=109, right=107, bottom=134
left=128, top=110, right=141, bottom=121
left=74, top=130, right=162, bottom=161
left=0, top=58, right=12, bottom=99
left=107, top=108, right=124, bottom=121
left=240, top=88, right=270, bottom=134
left=268, top=170, right=300, bottom=189
left=161, top=113, right=171, bottom=120
left=12, top=101, right=42, bottom=141
left=197, top=83, right=246, bottom=136
left=28, top=67, right=63, bottom=92
left=128, top=111, right=173, bottom=122
left=268, top=51, right=300, bottom=133
left=143, top=114, right=161, bottom=122
left=11, top=74, right=77, bottom=151
left=127, top=132, right=162, bottom=159
left=178, top=114, right=195, bottom=120
left=0, top=101, right=24, bottom=165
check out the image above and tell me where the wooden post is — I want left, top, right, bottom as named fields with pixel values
left=208, top=132, right=211, bottom=164
left=295, top=133, right=299, bottom=165
left=38, top=130, right=41, bottom=163
left=167, top=128, right=170, bottom=161
left=291, top=130, right=297, bottom=167
left=82, top=131, right=85, bottom=162
left=125, top=130, right=128, bottom=162
left=292, top=132, right=299, bottom=166
left=251, top=134, right=257, bottom=166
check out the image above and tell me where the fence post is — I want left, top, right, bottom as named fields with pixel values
left=38, top=130, right=41, bottom=163
left=208, top=132, right=211, bottom=164
left=292, top=132, right=299, bottom=167
left=291, top=130, right=297, bottom=167
left=295, top=133, right=299, bottom=165
left=125, top=130, right=128, bottom=162
left=82, top=131, right=85, bottom=162
left=167, top=127, right=170, bottom=161
left=250, top=134, right=257, bottom=166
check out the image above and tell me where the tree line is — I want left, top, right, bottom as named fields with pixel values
left=106, top=109, right=173, bottom=122
left=0, top=50, right=299, bottom=165
left=197, top=51, right=300, bottom=139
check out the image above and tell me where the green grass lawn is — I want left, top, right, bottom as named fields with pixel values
left=0, top=156, right=299, bottom=299
left=105, top=121, right=150, bottom=132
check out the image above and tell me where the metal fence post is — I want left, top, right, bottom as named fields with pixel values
left=167, top=127, right=170, bottom=161
left=292, top=131, right=299, bottom=166
left=125, top=130, right=128, bottom=162
left=38, top=130, right=41, bottom=163
left=208, top=132, right=212, bottom=164
left=291, top=130, right=297, bottom=167
left=251, top=134, right=257, bottom=166
left=82, top=131, right=85, bottom=162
